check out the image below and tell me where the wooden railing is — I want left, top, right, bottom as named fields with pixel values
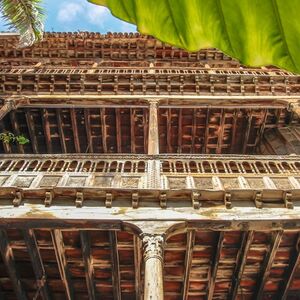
left=0, top=154, right=299, bottom=209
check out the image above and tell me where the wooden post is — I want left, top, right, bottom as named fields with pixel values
left=147, top=99, right=159, bottom=155
left=142, top=234, right=165, bottom=300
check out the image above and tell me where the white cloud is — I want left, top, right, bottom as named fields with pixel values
left=57, top=2, right=83, bottom=23
left=86, top=6, right=110, bottom=26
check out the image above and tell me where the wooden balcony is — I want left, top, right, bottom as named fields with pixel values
left=0, top=154, right=299, bottom=209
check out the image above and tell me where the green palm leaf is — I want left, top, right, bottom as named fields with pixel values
left=0, top=0, right=44, bottom=47
left=89, top=0, right=300, bottom=73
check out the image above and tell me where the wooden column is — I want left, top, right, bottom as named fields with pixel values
left=142, top=234, right=165, bottom=300
left=147, top=99, right=159, bottom=155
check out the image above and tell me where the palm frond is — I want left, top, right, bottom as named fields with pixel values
left=0, top=0, right=44, bottom=47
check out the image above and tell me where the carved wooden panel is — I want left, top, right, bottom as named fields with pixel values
left=12, top=176, right=35, bottom=188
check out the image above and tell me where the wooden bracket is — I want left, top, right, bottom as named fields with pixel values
left=159, top=192, right=167, bottom=208
left=254, top=191, right=263, bottom=208
left=224, top=192, right=232, bottom=209
left=75, top=192, right=84, bottom=208
left=132, top=192, right=139, bottom=209
left=44, top=191, right=53, bottom=207
left=13, top=191, right=22, bottom=207
left=105, top=192, right=113, bottom=208
left=284, top=191, right=294, bottom=209
left=191, top=191, right=200, bottom=209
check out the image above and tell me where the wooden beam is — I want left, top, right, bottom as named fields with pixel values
left=70, top=108, right=80, bottom=153
left=177, top=109, right=182, bottom=153
left=25, top=109, right=38, bottom=154
left=207, top=231, right=225, bottom=300
left=41, top=108, right=52, bottom=153
left=115, top=108, right=122, bottom=153
left=228, top=231, right=254, bottom=300
left=191, top=109, right=197, bottom=153
left=51, top=230, right=74, bottom=300
left=0, top=100, right=15, bottom=120
left=253, top=230, right=283, bottom=300
left=167, top=108, right=172, bottom=153
left=280, top=233, right=300, bottom=299
left=23, top=229, right=51, bottom=300
left=109, top=231, right=121, bottom=300
left=216, top=109, right=225, bottom=154
left=255, top=109, right=268, bottom=147
left=55, top=109, right=67, bottom=153
left=130, top=108, right=136, bottom=153
left=100, top=108, right=108, bottom=153
left=230, top=109, right=239, bottom=153
left=84, top=109, right=93, bottom=153
left=143, top=108, right=148, bottom=153
left=10, top=110, right=24, bottom=153
left=182, top=231, right=195, bottom=300
left=204, top=108, right=210, bottom=154
left=0, top=230, right=27, bottom=300
left=242, top=109, right=252, bottom=154
left=133, top=236, right=141, bottom=300
left=80, top=231, right=96, bottom=300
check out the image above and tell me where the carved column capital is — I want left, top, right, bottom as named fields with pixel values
left=141, top=234, right=165, bottom=262
left=147, top=98, right=160, bottom=106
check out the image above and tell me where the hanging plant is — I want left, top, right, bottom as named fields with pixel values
left=0, top=132, right=29, bottom=145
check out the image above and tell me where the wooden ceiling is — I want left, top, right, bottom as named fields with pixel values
left=0, top=106, right=290, bottom=155
left=1, top=228, right=300, bottom=300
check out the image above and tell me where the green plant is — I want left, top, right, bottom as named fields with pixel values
left=89, top=0, right=300, bottom=74
left=0, top=0, right=44, bottom=47
left=0, top=132, right=29, bottom=145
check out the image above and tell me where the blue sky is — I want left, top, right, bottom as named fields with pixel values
left=0, top=0, right=136, bottom=33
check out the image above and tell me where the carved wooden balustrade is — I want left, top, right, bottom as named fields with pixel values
left=1, top=66, right=299, bottom=96
left=0, top=154, right=299, bottom=209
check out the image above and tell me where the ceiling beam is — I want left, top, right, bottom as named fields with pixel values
left=55, top=109, right=67, bottom=153
left=130, top=108, right=136, bottom=153
left=23, top=229, right=51, bottom=300
left=253, top=230, right=283, bottom=300
left=41, top=108, right=52, bottom=153
left=0, top=230, right=27, bottom=300
left=80, top=231, right=96, bottom=300
left=115, top=108, right=122, bottom=153
left=109, top=231, right=121, bottom=300
left=207, top=231, right=225, bottom=300
left=51, top=230, right=74, bottom=300
left=242, top=110, right=252, bottom=154
left=25, top=109, right=38, bottom=154
left=228, top=231, right=254, bottom=300
left=230, top=109, right=239, bottom=153
left=134, top=235, right=142, bottom=300
left=217, top=109, right=226, bottom=154
left=100, top=108, right=108, bottom=153
left=279, top=233, right=300, bottom=300
left=84, top=109, right=93, bottom=153
left=70, top=108, right=80, bottom=153
left=204, top=108, right=210, bottom=154
left=182, top=231, right=195, bottom=300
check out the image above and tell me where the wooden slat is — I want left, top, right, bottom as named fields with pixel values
left=115, top=108, right=122, bottom=153
left=42, top=108, right=52, bottom=153
left=143, top=108, right=148, bottom=153
left=10, top=111, right=24, bottom=153
left=84, top=109, right=93, bottom=153
left=25, top=109, right=38, bottom=153
left=177, top=108, right=182, bottom=153
left=204, top=108, right=210, bottom=154
left=133, top=235, right=141, bottom=300
left=253, top=230, right=283, bottom=300
left=130, top=108, right=136, bottom=153
left=100, top=108, right=108, bottom=153
left=56, top=109, right=67, bottom=153
left=216, top=109, right=225, bottom=154
left=191, top=109, right=197, bottom=153
left=51, top=230, right=74, bottom=300
left=80, top=231, right=96, bottom=300
left=0, top=230, right=27, bottom=300
left=70, top=108, right=80, bottom=153
left=23, top=229, right=51, bottom=300
left=109, top=231, right=121, bottom=300
left=280, top=234, right=300, bottom=300
left=242, top=109, right=252, bottom=154
left=207, top=231, right=225, bottom=300
left=229, top=231, right=254, bottom=300
left=230, top=109, right=239, bottom=153
left=167, top=108, right=172, bottom=153
left=255, top=109, right=268, bottom=146
left=182, top=231, right=195, bottom=300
